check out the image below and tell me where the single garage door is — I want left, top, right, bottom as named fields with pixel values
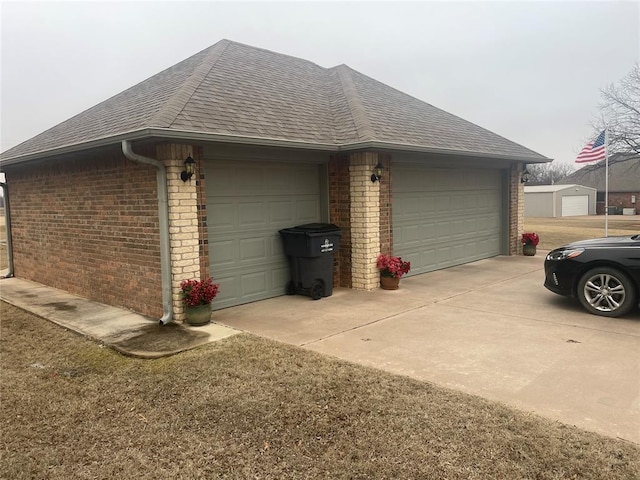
left=561, top=195, right=588, bottom=217
left=393, top=165, right=503, bottom=276
left=206, top=160, right=323, bottom=309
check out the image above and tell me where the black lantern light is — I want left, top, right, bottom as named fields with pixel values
left=521, top=166, right=531, bottom=184
left=181, top=155, right=196, bottom=182
left=370, top=162, right=384, bottom=183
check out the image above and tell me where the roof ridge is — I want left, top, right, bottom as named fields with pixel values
left=223, top=39, right=329, bottom=70
left=149, top=40, right=231, bottom=128
left=334, top=65, right=376, bottom=142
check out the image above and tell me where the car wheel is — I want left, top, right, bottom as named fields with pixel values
left=577, top=267, right=637, bottom=317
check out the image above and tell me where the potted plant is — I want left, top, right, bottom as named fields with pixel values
left=522, top=232, right=539, bottom=256
left=180, top=277, right=220, bottom=326
left=376, top=253, right=411, bottom=290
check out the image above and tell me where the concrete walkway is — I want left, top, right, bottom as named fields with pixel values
left=0, top=278, right=239, bottom=358
left=1, top=254, right=639, bottom=444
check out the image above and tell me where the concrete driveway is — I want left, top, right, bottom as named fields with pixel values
left=215, top=254, right=640, bottom=444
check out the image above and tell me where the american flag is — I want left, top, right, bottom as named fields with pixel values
left=575, top=130, right=606, bottom=163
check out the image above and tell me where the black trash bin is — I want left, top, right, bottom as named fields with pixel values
left=279, top=223, right=341, bottom=300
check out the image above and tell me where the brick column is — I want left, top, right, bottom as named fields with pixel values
left=156, top=144, right=200, bottom=321
left=350, top=152, right=381, bottom=290
left=509, top=163, right=525, bottom=255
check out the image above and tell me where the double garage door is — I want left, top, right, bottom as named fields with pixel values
left=206, top=160, right=505, bottom=308
left=393, top=165, right=504, bottom=276
left=206, top=160, right=323, bottom=309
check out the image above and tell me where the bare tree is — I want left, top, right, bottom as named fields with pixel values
left=593, top=63, right=640, bottom=154
left=526, top=162, right=575, bottom=185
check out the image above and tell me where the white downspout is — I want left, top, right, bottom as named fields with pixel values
left=121, top=141, right=173, bottom=325
left=0, top=182, right=14, bottom=278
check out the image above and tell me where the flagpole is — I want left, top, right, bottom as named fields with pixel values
left=604, top=128, right=609, bottom=237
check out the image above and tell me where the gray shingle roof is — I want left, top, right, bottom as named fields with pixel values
left=556, top=153, right=640, bottom=192
left=1, top=39, right=548, bottom=163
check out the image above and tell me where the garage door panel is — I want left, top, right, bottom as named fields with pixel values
left=435, top=221, right=451, bottom=237
left=240, top=271, right=269, bottom=296
left=394, top=165, right=503, bottom=275
left=271, top=267, right=290, bottom=292
left=296, top=199, right=321, bottom=221
left=209, top=239, right=237, bottom=267
left=450, top=195, right=465, bottom=210
left=212, top=203, right=236, bottom=228
left=207, top=160, right=322, bottom=309
left=435, top=196, right=451, bottom=210
left=451, top=219, right=466, bottom=236
left=212, top=273, right=239, bottom=304
left=436, top=245, right=452, bottom=264
left=268, top=201, right=295, bottom=223
left=239, top=202, right=268, bottom=227
left=561, top=195, right=588, bottom=217
left=401, top=225, right=423, bottom=244
left=238, top=237, right=268, bottom=262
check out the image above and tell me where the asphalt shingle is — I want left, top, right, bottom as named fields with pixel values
left=1, top=39, right=548, bottom=162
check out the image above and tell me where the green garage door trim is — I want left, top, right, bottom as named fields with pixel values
left=393, top=165, right=503, bottom=276
left=206, top=160, right=324, bottom=309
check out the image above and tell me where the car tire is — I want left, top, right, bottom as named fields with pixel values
left=577, top=267, right=637, bottom=317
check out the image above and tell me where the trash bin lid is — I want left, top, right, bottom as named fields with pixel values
left=294, top=223, right=341, bottom=233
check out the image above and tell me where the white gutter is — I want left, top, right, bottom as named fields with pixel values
left=121, top=141, right=173, bottom=325
left=0, top=128, right=552, bottom=167
left=0, top=182, right=14, bottom=278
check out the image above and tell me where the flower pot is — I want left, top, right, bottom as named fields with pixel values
left=380, top=276, right=400, bottom=290
left=185, top=304, right=212, bottom=326
left=523, top=244, right=537, bottom=256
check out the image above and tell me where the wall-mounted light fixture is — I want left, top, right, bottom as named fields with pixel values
left=521, top=166, right=531, bottom=184
left=181, top=155, right=196, bottom=182
left=370, top=162, right=384, bottom=183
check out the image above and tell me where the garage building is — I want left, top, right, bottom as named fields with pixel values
left=0, top=39, right=549, bottom=322
left=524, top=184, right=597, bottom=217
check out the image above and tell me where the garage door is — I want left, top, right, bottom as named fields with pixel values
left=561, top=195, right=588, bottom=217
left=393, top=165, right=503, bottom=276
left=206, top=161, right=322, bottom=309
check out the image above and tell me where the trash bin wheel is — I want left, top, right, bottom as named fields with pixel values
left=285, top=281, right=296, bottom=296
left=310, top=281, right=324, bottom=300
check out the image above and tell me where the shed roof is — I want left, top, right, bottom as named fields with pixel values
left=1, top=39, right=549, bottom=165
left=524, top=184, right=596, bottom=193
left=556, top=153, right=640, bottom=192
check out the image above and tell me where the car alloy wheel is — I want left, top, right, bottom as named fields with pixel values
left=577, top=267, right=637, bottom=317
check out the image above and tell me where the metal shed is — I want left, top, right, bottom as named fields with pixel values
left=524, top=184, right=597, bottom=217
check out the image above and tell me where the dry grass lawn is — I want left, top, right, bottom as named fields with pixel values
left=525, top=216, right=640, bottom=251
left=1, top=302, right=638, bottom=479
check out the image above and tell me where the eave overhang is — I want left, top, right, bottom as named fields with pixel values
left=0, top=127, right=552, bottom=169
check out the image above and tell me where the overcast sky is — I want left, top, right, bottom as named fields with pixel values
left=1, top=0, right=638, bottom=167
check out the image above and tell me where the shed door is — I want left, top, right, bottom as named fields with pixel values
left=206, top=161, right=322, bottom=309
left=561, top=195, right=588, bottom=217
left=393, top=165, right=503, bottom=276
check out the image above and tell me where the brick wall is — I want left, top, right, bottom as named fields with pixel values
left=378, top=153, right=392, bottom=255
left=328, top=154, right=352, bottom=287
left=596, top=192, right=640, bottom=214
left=193, top=146, right=210, bottom=278
left=5, top=150, right=163, bottom=317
